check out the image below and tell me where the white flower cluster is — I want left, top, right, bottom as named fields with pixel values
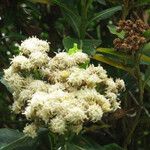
left=4, top=37, right=125, bottom=138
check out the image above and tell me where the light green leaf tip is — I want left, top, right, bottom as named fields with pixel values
left=68, top=43, right=81, bottom=55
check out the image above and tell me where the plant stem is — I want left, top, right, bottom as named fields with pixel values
left=123, top=53, right=144, bottom=150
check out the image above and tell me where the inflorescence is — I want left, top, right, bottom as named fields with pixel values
left=113, top=19, right=149, bottom=53
left=4, top=37, right=125, bottom=138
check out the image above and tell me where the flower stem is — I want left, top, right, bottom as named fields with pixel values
left=123, top=53, right=144, bottom=150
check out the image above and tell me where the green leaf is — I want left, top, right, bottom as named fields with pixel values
left=141, top=54, right=150, bottom=64
left=102, top=143, right=124, bottom=150
left=53, top=0, right=81, bottom=37
left=96, top=48, right=134, bottom=66
left=0, top=129, right=23, bottom=149
left=107, top=25, right=125, bottom=39
left=92, top=54, right=133, bottom=73
left=96, top=47, right=150, bottom=65
left=96, top=48, right=130, bottom=60
left=63, top=36, right=100, bottom=55
left=143, top=29, right=150, bottom=39
left=88, top=6, right=122, bottom=26
left=141, top=42, right=150, bottom=56
left=68, top=43, right=81, bottom=55
left=0, top=129, right=38, bottom=150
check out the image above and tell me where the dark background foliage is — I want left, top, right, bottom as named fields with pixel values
left=0, top=0, right=150, bottom=150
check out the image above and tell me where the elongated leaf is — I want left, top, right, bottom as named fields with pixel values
left=88, top=6, right=122, bottom=25
left=97, top=47, right=150, bottom=65
left=96, top=48, right=135, bottom=66
left=92, top=54, right=133, bottom=73
left=96, top=48, right=130, bottom=60
left=53, top=0, right=81, bottom=37
left=141, top=54, right=150, bottom=64
left=0, top=129, right=38, bottom=150
left=0, top=129, right=23, bottom=149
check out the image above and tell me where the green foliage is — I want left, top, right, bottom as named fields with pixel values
left=0, top=0, right=150, bottom=150
left=0, top=129, right=37, bottom=150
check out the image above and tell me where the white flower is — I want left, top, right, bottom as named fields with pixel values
left=27, top=80, right=49, bottom=92
left=4, top=37, right=125, bottom=136
left=50, top=52, right=76, bottom=70
left=65, top=107, right=87, bottom=124
left=4, top=72, right=26, bottom=92
left=87, top=104, right=103, bottom=122
left=20, top=37, right=50, bottom=55
left=29, top=51, right=49, bottom=68
left=86, top=64, right=107, bottom=79
left=11, top=55, right=32, bottom=70
left=24, top=92, right=50, bottom=119
left=23, top=123, right=37, bottom=138
left=4, top=66, right=15, bottom=77
left=12, top=101, right=22, bottom=114
left=106, top=92, right=117, bottom=101
left=105, top=78, right=118, bottom=93
left=17, top=89, right=34, bottom=103
left=85, top=74, right=101, bottom=87
left=67, top=67, right=88, bottom=86
left=49, top=117, right=66, bottom=134
left=115, top=79, right=125, bottom=91
left=73, top=52, right=89, bottom=64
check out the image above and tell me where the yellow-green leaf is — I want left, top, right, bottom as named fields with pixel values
left=141, top=54, right=150, bottom=64
left=92, top=54, right=133, bottom=73
left=96, top=48, right=132, bottom=60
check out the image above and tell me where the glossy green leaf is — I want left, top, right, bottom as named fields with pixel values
left=141, top=54, right=150, bottom=64
left=96, top=48, right=129, bottom=60
left=107, top=25, right=125, bottom=39
left=88, top=6, right=122, bottom=25
left=96, top=48, right=134, bottom=66
left=92, top=54, right=133, bottom=73
left=97, top=47, right=150, bottom=65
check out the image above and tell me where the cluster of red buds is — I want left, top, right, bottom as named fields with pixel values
left=113, top=19, right=149, bottom=53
